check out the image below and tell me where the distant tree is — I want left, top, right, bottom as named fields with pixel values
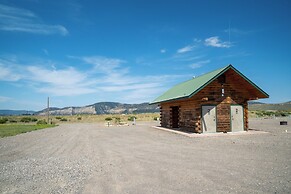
left=9, top=119, right=17, bottom=123
left=128, top=116, right=137, bottom=121
left=0, top=118, right=8, bottom=124
left=105, top=117, right=112, bottom=121
left=20, top=117, right=32, bottom=123
left=31, top=118, right=38, bottom=122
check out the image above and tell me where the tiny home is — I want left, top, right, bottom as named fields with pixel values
left=150, top=65, right=269, bottom=133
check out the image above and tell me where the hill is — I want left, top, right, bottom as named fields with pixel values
left=0, top=110, right=35, bottom=116
left=36, top=102, right=159, bottom=115
left=248, top=101, right=291, bottom=111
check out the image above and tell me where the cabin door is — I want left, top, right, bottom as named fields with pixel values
left=171, top=106, right=179, bottom=128
left=231, top=105, right=244, bottom=132
left=202, top=105, right=217, bottom=133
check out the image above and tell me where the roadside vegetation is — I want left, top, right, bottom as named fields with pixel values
left=0, top=124, right=56, bottom=138
left=0, top=113, right=159, bottom=125
left=0, top=116, right=56, bottom=138
left=249, top=110, right=291, bottom=118
left=0, top=113, right=159, bottom=138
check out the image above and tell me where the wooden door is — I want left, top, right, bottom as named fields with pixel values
left=171, top=106, right=179, bottom=128
left=202, top=105, right=217, bottom=133
left=231, top=105, right=244, bottom=132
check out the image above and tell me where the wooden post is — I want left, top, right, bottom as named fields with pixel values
left=47, top=97, right=50, bottom=124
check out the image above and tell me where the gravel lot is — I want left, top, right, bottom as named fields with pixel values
left=0, top=118, right=290, bottom=194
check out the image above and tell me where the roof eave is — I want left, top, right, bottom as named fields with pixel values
left=149, top=95, right=189, bottom=105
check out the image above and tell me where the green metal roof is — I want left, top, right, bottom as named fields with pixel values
left=150, top=65, right=269, bottom=104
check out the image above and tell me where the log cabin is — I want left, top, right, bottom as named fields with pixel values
left=150, top=65, right=269, bottom=133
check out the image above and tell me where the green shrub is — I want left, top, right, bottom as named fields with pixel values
left=275, top=111, right=290, bottom=117
left=77, top=117, right=82, bottom=120
left=0, top=118, right=8, bottom=124
left=20, top=117, right=32, bottom=123
left=128, top=116, right=137, bottom=121
left=55, top=116, right=62, bottom=120
left=9, top=119, right=17, bottom=123
left=37, top=120, right=47, bottom=125
left=31, top=118, right=38, bottom=122
left=60, top=118, right=67, bottom=121
left=114, top=117, right=121, bottom=124
left=105, top=117, right=112, bottom=121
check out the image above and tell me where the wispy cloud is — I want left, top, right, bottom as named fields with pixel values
left=0, top=96, right=12, bottom=103
left=81, top=56, right=126, bottom=73
left=42, top=49, right=49, bottom=56
left=189, top=60, right=210, bottom=69
left=0, top=55, right=185, bottom=102
left=26, top=66, right=95, bottom=96
left=0, top=60, right=21, bottom=81
left=224, top=28, right=252, bottom=35
left=177, top=45, right=195, bottom=53
left=160, top=49, right=166, bottom=53
left=0, top=4, right=68, bottom=35
left=205, top=36, right=231, bottom=48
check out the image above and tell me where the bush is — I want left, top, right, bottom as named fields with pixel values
left=114, top=117, right=121, bottom=124
left=20, top=117, right=32, bottom=123
left=153, top=117, right=159, bottom=121
left=55, top=116, right=62, bottom=120
left=37, top=120, right=47, bottom=125
left=77, top=117, right=82, bottom=120
left=275, top=111, right=290, bottom=117
left=105, top=117, right=112, bottom=121
left=31, top=118, right=38, bottom=122
left=60, top=118, right=67, bottom=121
left=128, top=116, right=137, bottom=121
left=0, top=118, right=8, bottom=124
left=9, top=119, right=17, bottom=123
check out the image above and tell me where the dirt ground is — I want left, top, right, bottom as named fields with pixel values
left=0, top=118, right=290, bottom=193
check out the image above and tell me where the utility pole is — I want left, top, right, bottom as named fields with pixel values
left=47, top=97, right=50, bottom=124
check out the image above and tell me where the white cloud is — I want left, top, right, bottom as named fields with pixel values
left=0, top=96, right=12, bottom=103
left=0, top=55, right=187, bottom=103
left=0, top=62, right=21, bottom=81
left=26, top=66, right=87, bottom=86
left=0, top=4, right=68, bottom=35
left=38, top=86, right=95, bottom=96
left=160, top=49, right=166, bottom=53
left=81, top=56, right=126, bottom=73
left=25, top=65, right=97, bottom=96
left=205, top=36, right=231, bottom=48
left=189, top=60, right=210, bottom=69
left=177, top=45, right=194, bottom=53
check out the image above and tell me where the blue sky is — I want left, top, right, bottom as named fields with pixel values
left=0, top=0, right=290, bottom=110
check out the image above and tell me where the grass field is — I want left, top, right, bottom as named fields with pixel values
left=0, top=124, right=56, bottom=138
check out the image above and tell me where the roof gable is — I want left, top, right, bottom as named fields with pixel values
left=150, top=65, right=268, bottom=104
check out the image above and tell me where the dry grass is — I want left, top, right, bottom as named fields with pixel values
left=1, top=113, right=159, bottom=124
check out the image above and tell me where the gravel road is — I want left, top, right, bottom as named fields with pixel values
left=0, top=119, right=290, bottom=193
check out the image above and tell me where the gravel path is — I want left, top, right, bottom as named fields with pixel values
left=0, top=119, right=290, bottom=193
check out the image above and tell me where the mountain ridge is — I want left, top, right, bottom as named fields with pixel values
left=35, top=102, right=159, bottom=115
left=1, top=101, right=291, bottom=116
